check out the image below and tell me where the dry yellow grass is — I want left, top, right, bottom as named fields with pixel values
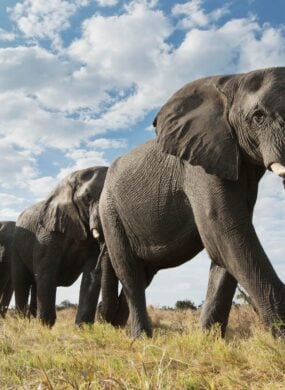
left=0, top=305, right=285, bottom=389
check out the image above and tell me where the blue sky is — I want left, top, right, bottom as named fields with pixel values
left=1, top=0, right=285, bottom=306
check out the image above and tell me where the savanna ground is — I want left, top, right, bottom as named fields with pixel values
left=0, top=305, right=285, bottom=389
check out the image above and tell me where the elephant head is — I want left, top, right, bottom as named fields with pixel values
left=39, top=167, right=108, bottom=240
left=154, top=67, right=285, bottom=181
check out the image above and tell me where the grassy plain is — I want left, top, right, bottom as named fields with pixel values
left=0, top=305, right=285, bottom=389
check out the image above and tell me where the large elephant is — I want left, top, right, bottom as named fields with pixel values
left=12, top=166, right=110, bottom=327
left=0, top=221, right=15, bottom=317
left=99, top=67, right=285, bottom=338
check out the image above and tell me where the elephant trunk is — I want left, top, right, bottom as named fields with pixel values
left=89, top=202, right=104, bottom=241
left=97, top=251, right=119, bottom=324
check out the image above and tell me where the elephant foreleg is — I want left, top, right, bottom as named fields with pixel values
left=28, top=283, right=37, bottom=318
left=35, top=238, right=62, bottom=327
left=98, top=246, right=119, bottom=324
left=200, top=261, right=237, bottom=337
left=36, top=277, right=57, bottom=327
left=12, top=249, right=32, bottom=317
left=75, top=246, right=102, bottom=325
left=110, top=289, right=128, bottom=327
left=188, top=169, right=285, bottom=335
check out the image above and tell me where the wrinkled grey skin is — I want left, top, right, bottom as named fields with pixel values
left=0, top=221, right=15, bottom=317
left=12, top=167, right=108, bottom=327
left=100, top=67, right=285, bottom=338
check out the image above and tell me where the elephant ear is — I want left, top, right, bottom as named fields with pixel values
left=39, top=175, right=88, bottom=241
left=154, top=76, right=240, bottom=181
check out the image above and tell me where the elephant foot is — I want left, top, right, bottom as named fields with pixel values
left=130, top=313, right=153, bottom=339
left=39, top=314, right=56, bottom=328
left=200, top=317, right=227, bottom=338
left=75, top=315, right=95, bottom=326
left=0, top=308, right=7, bottom=318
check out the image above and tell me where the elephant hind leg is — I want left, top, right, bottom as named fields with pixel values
left=111, top=265, right=157, bottom=328
left=100, top=267, right=157, bottom=328
left=111, top=288, right=129, bottom=327
left=13, top=261, right=31, bottom=317
left=200, top=261, right=237, bottom=337
left=101, top=197, right=152, bottom=338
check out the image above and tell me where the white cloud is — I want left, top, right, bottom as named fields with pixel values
left=0, top=45, right=117, bottom=117
left=0, top=90, right=101, bottom=153
left=237, top=24, right=285, bottom=70
left=0, top=194, right=26, bottom=221
left=0, top=139, right=38, bottom=189
left=172, top=0, right=229, bottom=29
left=96, top=0, right=118, bottom=7
left=27, top=176, right=59, bottom=200
left=69, top=2, right=172, bottom=87
left=58, top=149, right=109, bottom=179
left=67, top=2, right=172, bottom=128
left=0, top=28, right=16, bottom=41
left=90, top=138, right=127, bottom=149
left=0, top=193, right=25, bottom=207
left=168, top=17, right=285, bottom=84
left=0, top=46, right=70, bottom=93
left=145, top=124, right=154, bottom=132
left=8, top=0, right=90, bottom=47
left=0, top=208, right=21, bottom=221
left=25, top=138, right=127, bottom=199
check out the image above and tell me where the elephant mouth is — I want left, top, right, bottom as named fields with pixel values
left=270, top=162, right=285, bottom=178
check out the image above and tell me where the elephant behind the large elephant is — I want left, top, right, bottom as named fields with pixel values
left=12, top=166, right=112, bottom=327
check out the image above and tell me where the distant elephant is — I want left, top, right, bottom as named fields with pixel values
left=12, top=166, right=110, bottom=327
left=0, top=221, right=15, bottom=317
left=99, top=67, right=285, bottom=338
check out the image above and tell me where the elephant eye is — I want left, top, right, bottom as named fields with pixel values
left=252, top=110, right=265, bottom=125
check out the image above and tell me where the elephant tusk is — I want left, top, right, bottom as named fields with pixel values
left=92, top=228, right=100, bottom=239
left=270, top=162, right=285, bottom=178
